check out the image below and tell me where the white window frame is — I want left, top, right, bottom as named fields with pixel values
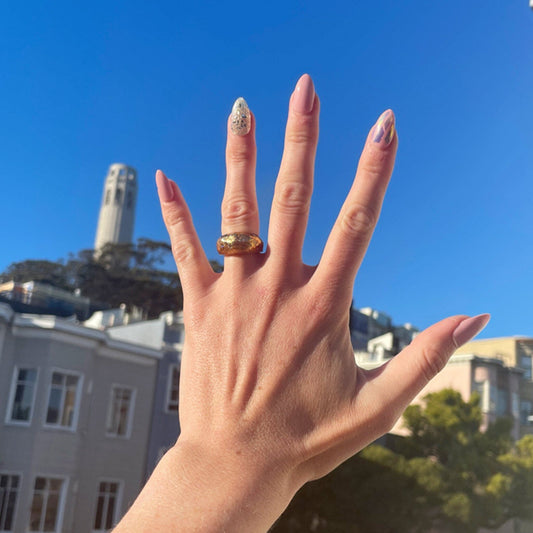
left=43, top=368, right=83, bottom=432
left=91, top=479, right=123, bottom=533
left=28, top=475, right=68, bottom=533
left=165, top=364, right=180, bottom=414
left=5, top=366, right=39, bottom=426
left=105, top=385, right=136, bottom=439
left=0, top=471, right=22, bottom=533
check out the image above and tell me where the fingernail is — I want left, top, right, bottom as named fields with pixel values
left=453, top=314, right=491, bottom=347
left=230, top=97, right=251, bottom=136
left=155, top=170, right=174, bottom=202
left=372, top=109, right=395, bottom=145
left=292, top=74, right=315, bottom=114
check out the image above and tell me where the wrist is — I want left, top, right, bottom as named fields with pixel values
left=169, top=437, right=297, bottom=531
left=115, top=436, right=299, bottom=533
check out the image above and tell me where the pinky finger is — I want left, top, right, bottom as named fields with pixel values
left=156, top=170, right=217, bottom=296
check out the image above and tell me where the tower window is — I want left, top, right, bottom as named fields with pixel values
left=126, top=191, right=133, bottom=209
left=115, top=189, right=122, bottom=204
left=105, top=190, right=111, bottom=205
left=119, top=169, right=125, bottom=176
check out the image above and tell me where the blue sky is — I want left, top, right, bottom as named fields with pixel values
left=1, top=1, right=531, bottom=338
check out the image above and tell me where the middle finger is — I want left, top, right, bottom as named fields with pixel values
left=267, top=74, right=320, bottom=268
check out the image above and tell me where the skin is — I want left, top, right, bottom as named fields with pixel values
left=113, top=74, right=487, bottom=533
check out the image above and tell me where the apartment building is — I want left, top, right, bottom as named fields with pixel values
left=357, top=350, right=524, bottom=440
left=0, top=303, right=160, bottom=533
left=455, top=337, right=533, bottom=436
left=99, top=309, right=184, bottom=479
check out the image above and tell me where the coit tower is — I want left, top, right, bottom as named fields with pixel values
left=94, top=163, right=138, bottom=251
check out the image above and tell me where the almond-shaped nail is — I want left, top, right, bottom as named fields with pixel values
left=453, top=314, right=491, bottom=347
left=292, top=74, right=315, bottom=114
left=372, top=109, right=395, bottom=145
left=155, top=170, right=174, bottom=202
left=230, top=97, right=251, bottom=136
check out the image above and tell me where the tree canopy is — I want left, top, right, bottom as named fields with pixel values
left=272, top=389, right=533, bottom=533
left=0, top=238, right=223, bottom=319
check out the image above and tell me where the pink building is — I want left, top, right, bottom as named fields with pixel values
left=391, top=354, right=523, bottom=439
left=356, top=352, right=523, bottom=440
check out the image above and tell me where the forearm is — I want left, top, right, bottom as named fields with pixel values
left=113, top=440, right=296, bottom=533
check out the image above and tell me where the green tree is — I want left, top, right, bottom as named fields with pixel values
left=273, top=389, right=533, bottom=533
left=0, top=238, right=221, bottom=319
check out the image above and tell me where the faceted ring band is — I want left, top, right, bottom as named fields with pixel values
left=216, top=233, right=264, bottom=256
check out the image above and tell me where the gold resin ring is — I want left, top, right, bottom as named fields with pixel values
left=216, top=233, right=264, bottom=256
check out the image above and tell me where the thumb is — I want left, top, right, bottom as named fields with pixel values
left=363, top=313, right=490, bottom=416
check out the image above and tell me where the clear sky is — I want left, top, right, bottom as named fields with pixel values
left=1, top=1, right=531, bottom=339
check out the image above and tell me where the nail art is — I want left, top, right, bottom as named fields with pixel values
left=230, top=97, right=251, bottom=136
left=373, top=109, right=395, bottom=145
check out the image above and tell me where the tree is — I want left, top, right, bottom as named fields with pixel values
left=272, top=389, right=533, bottom=533
left=0, top=238, right=221, bottom=319
left=0, top=259, right=72, bottom=290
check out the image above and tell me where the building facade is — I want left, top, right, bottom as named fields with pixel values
left=94, top=163, right=138, bottom=252
left=0, top=303, right=160, bottom=533
left=350, top=306, right=418, bottom=354
left=455, top=337, right=533, bottom=436
left=358, top=352, right=524, bottom=440
left=100, top=311, right=184, bottom=479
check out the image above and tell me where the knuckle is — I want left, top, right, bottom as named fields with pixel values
left=285, top=122, right=317, bottom=146
left=227, top=145, right=252, bottom=166
left=221, top=196, right=257, bottom=224
left=419, top=344, right=449, bottom=383
left=274, top=181, right=311, bottom=215
left=163, top=204, right=189, bottom=230
left=171, top=237, right=196, bottom=265
left=340, top=203, right=377, bottom=240
left=361, top=151, right=389, bottom=174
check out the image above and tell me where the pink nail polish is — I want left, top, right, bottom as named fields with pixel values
left=292, top=74, right=315, bottom=114
left=453, top=314, right=491, bottom=347
left=372, top=109, right=395, bottom=145
left=155, top=170, right=174, bottom=202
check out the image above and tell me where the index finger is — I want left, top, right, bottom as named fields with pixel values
left=311, top=110, right=397, bottom=307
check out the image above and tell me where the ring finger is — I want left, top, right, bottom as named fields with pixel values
left=221, top=97, right=259, bottom=238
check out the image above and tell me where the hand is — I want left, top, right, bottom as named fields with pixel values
left=114, top=74, right=489, bottom=533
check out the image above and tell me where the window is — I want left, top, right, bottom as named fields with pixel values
left=45, top=371, right=81, bottom=429
left=521, top=401, right=532, bottom=425
left=521, top=355, right=532, bottom=381
left=114, top=189, right=122, bottom=205
left=511, top=393, right=520, bottom=419
left=104, top=189, right=111, bottom=205
left=93, top=481, right=120, bottom=532
left=0, top=474, right=20, bottom=531
left=496, top=388, right=508, bottom=417
left=166, top=365, right=179, bottom=413
left=7, top=367, right=37, bottom=423
left=474, top=380, right=491, bottom=413
left=29, top=477, right=64, bottom=532
left=126, top=191, right=133, bottom=209
left=106, top=386, right=134, bottom=437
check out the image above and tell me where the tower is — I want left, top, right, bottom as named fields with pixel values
left=94, top=163, right=138, bottom=251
